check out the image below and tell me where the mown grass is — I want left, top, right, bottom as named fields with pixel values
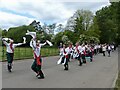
left=0, top=46, right=59, bottom=61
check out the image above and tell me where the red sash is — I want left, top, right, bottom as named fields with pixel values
left=34, top=52, right=41, bottom=65
left=91, top=48, right=94, bottom=55
left=10, top=43, right=14, bottom=52
left=83, top=50, right=86, bottom=55
left=64, top=49, right=68, bottom=58
left=76, top=46, right=80, bottom=54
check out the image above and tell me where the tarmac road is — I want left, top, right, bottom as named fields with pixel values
left=2, top=50, right=118, bottom=88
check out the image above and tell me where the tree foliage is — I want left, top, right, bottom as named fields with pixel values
left=95, top=2, right=119, bottom=44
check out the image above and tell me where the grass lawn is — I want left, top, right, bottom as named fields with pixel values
left=0, top=46, right=59, bottom=61
left=115, top=72, right=120, bottom=89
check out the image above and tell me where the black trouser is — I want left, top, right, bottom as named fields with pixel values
left=103, top=51, right=106, bottom=56
left=89, top=52, right=93, bottom=62
left=81, top=54, right=86, bottom=63
left=94, top=49, right=97, bottom=55
left=107, top=50, right=111, bottom=57
left=31, top=59, right=44, bottom=78
left=64, top=58, right=69, bottom=70
left=78, top=54, right=82, bottom=66
left=6, top=53, right=14, bottom=71
left=68, top=54, right=71, bottom=62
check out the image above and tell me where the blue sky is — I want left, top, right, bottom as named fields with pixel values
left=0, top=0, right=110, bottom=30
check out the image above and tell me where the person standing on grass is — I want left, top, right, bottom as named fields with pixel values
left=30, top=38, right=47, bottom=79
left=2, top=37, right=26, bottom=72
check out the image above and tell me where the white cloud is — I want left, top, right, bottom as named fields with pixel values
left=0, top=0, right=110, bottom=30
left=0, top=11, right=34, bottom=30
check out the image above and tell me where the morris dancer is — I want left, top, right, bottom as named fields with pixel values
left=75, top=42, right=82, bottom=66
left=30, top=38, right=47, bottom=79
left=102, top=44, right=106, bottom=56
left=107, top=44, right=112, bottom=57
left=87, top=45, right=94, bottom=62
left=81, top=44, right=86, bottom=64
left=27, top=31, right=52, bottom=79
left=68, top=43, right=73, bottom=62
left=2, top=37, right=26, bottom=72
left=60, top=44, right=69, bottom=70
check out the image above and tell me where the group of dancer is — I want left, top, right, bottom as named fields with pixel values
left=2, top=30, right=52, bottom=79
left=1, top=30, right=116, bottom=79
left=57, top=42, right=116, bottom=71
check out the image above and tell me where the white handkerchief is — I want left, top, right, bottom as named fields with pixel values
left=26, top=30, right=36, bottom=39
left=62, top=58, right=66, bottom=65
left=57, top=57, right=62, bottom=65
left=46, top=40, right=53, bottom=46
left=2, top=38, right=9, bottom=41
left=23, top=37, right=26, bottom=44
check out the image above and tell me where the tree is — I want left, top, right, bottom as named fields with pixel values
left=55, top=24, right=64, bottom=33
left=2, top=29, right=7, bottom=37
left=62, top=35, right=69, bottom=44
left=52, top=32, right=64, bottom=46
left=0, top=28, right=2, bottom=41
left=47, top=23, right=56, bottom=34
left=30, top=20, right=42, bottom=31
left=7, top=25, right=35, bottom=44
left=63, top=30, right=76, bottom=44
left=95, top=2, right=119, bottom=44
left=66, top=10, right=93, bottom=32
left=65, top=10, right=94, bottom=43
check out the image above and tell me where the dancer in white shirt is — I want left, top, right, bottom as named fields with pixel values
left=59, top=44, right=70, bottom=70
left=75, top=42, right=83, bottom=66
left=30, top=38, right=47, bottom=79
left=102, top=44, right=107, bottom=56
left=2, top=37, right=26, bottom=72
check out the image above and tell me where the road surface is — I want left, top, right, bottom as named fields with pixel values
left=2, top=51, right=118, bottom=88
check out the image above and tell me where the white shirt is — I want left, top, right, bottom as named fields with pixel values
left=63, top=47, right=70, bottom=56
left=30, top=40, right=46, bottom=57
left=102, top=46, right=106, bottom=51
left=74, top=45, right=82, bottom=54
left=111, top=45, right=114, bottom=49
left=3, top=40, right=23, bottom=53
left=94, top=45, right=97, bottom=49
left=98, top=45, right=101, bottom=48
left=60, top=48, right=64, bottom=56
left=80, top=46, right=86, bottom=54
left=108, top=46, right=111, bottom=50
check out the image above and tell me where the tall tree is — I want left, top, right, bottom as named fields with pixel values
left=95, top=2, right=119, bottom=44
left=7, top=25, right=35, bottom=43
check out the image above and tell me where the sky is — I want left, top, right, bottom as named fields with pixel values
left=0, top=0, right=111, bottom=30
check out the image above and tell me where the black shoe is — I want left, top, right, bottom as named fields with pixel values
left=36, top=73, right=40, bottom=77
left=90, top=59, right=92, bottom=62
left=37, top=76, right=44, bottom=79
left=64, top=68, right=68, bottom=70
left=83, top=61, right=86, bottom=64
left=8, top=69, right=12, bottom=72
left=79, top=64, right=82, bottom=66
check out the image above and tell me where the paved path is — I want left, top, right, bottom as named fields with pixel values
left=2, top=51, right=118, bottom=88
